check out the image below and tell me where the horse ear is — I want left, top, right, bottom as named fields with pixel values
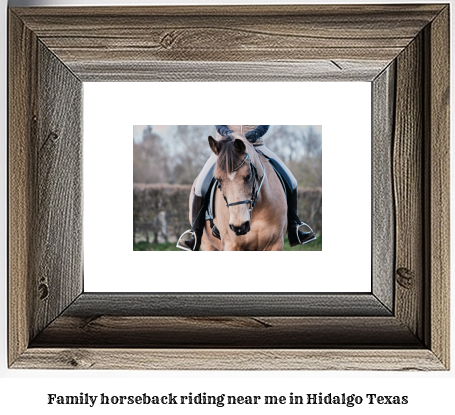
left=233, top=138, right=246, bottom=154
left=208, top=136, right=221, bottom=155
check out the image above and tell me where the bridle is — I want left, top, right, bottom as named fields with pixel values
left=217, top=152, right=266, bottom=214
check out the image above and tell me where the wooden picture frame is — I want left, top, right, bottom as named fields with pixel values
left=8, top=4, right=450, bottom=370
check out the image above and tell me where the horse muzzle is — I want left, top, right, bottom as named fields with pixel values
left=229, top=221, right=251, bottom=236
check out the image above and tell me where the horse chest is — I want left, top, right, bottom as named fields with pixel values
left=219, top=222, right=279, bottom=251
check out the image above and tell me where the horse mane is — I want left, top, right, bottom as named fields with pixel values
left=216, top=135, right=264, bottom=177
left=217, top=136, right=246, bottom=173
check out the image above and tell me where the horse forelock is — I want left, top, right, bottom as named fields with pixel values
left=216, top=136, right=247, bottom=174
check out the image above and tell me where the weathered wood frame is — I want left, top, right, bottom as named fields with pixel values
left=8, top=5, right=449, bottom=370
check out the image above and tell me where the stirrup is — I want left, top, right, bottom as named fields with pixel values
left=176, top=229, right=198, bottom=251
left=296, top=222, right=317, bottom=245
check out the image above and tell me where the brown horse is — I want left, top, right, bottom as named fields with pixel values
left=189, top=134, right=287, bottom=251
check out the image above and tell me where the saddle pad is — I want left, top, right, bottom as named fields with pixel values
left=255, top=150, right=288, bottom=196
left=205, top=178, right=218, bottom=222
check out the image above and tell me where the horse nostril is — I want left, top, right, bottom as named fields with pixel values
left=229, top=221, right=250, bottom=235
left=229, top=224, right=239, bottom=233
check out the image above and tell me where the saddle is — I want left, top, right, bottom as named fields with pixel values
left=203, top=150, right=292, bottom=240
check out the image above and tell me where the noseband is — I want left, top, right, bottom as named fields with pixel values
left=217, top=152, right=266, bottom=213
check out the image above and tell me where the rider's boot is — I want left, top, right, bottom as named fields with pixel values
left=287, top=188, right=317, bottom=247
left=176, top=194, right=205, bottom=251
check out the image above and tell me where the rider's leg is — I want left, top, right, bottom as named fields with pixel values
left=256, top=145, right=297, bottom=187
left=194, top=153, right=218, bottom=197
left=256, top=145, right=316, bottom=246
left=177, top=153, right=217, bottom=251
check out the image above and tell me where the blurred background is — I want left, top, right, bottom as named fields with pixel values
left=133, top=125, right=322, bottom=251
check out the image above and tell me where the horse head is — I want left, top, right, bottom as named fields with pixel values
left=208, top=134, right=259, bottom=236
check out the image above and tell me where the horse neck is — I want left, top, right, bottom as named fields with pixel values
left=249, top=147, right=265, bottom=178
left=249, top=149, right=271, bottom=205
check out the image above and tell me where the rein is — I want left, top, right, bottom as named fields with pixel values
left=218, top=152, right=266, bottom=213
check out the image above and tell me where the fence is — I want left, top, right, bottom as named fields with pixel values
left=133, top=184, right=322, bottom=244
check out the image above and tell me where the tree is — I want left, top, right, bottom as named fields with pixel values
left=167, top=125, right=214, bottom=184
left=133, top=125, right=169, bottom=183
left=266, top=125, right=322, bottom=188
left=133, top=125, right=322, bottom=188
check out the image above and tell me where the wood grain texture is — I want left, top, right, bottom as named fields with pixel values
left=9, top=11, right=84, bottom=366
left=372, top=63, right=395, bottom=312
left=63, top=293, right=391, bottom=317
left=424, top=6, right=450, bottom=369
left=8, top=4, right=450, bottom=370
left=31, top=316, right=420, bottom=349
left=32, top=42, right=83, bottom=338
left=393, top=34, right=424, bottom=340
left=11, top=5, right=445, bottom=82
left=13, top=349, right=445, bottom=371
left=70, top=61, right=388, bottom=82
left=8, top=11, right=38, bottom=366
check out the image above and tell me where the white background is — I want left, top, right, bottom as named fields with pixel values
left=1, top=0, right=454, bottom=414
left=84, top=82, right=371, bottom=292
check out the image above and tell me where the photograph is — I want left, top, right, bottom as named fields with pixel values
left=133, top=125, right=322, bottom=252
left=4, top=0, right=450, bottom=386
left=83, top=81, right=368, bottom=293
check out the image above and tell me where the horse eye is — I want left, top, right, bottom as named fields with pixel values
left=244, top=174, right=251, bottom=182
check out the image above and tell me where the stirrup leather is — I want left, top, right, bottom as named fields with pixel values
left=176, top=229, right=198, bottom=251
left=296, top=222, right=317, bottom=245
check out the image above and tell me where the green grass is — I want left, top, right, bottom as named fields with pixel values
left=282, top=235, right=322, bottom=251
left=133, top=241, right=179, bottom=251
left=134, top=235, right=322, bottom=251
